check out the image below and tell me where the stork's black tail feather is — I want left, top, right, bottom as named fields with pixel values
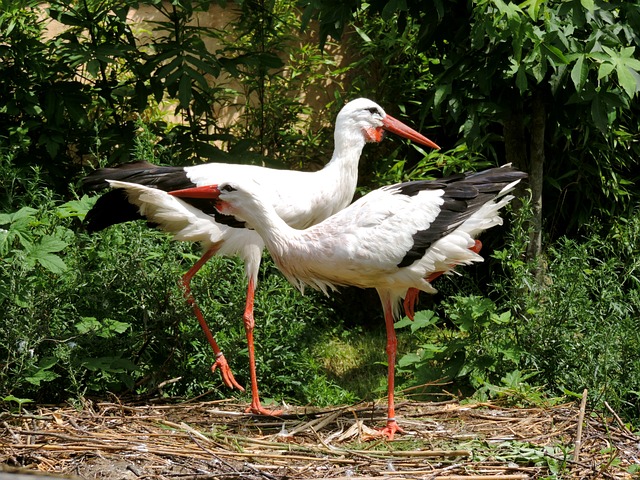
left=82, top=161, right=196, bottom=232
left=82, top=161, right=193, bottom=192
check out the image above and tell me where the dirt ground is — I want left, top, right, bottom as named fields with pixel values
left=1, top=397, right=638, bottom=479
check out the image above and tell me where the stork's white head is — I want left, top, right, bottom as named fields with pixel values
left=334, top=98, right=440, bottom=149
left=335, top=98, right=387, bottom=143
left=170, top=179, right=265, bottom=225
left=212, top=181, right=260, bottom=217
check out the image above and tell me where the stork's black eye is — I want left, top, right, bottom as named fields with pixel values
left=221, top=184, right=236, bottom=192
left=366, top=107, right=380, bottom=115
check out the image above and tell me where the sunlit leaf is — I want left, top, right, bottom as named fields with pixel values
left=616, top=64, right=640, bottom=99
left=580, top=0, right=595, bottom=12
left=598, top=61, right=615, bottom=80
left=35, top=253, right=67, bottom=274
left=353, top=25, right=371, bottom=43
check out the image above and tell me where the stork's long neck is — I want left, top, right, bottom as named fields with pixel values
left=237, top=194, right=301, bottom=261
left=320, top=127, right=367, bottom=210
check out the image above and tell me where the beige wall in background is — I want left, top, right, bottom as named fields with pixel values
left=40, top=2, right=352, bottom=134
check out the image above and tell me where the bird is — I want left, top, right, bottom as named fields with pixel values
left=82, top=98, right=440, bottom=415
left=160, top=164, right=527, bottom=439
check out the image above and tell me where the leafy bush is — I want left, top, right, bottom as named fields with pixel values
left=0, top=140, right=350, bottom=406
left=0, top=180, right=351, bottom=404
left=1, top=199, right=351, bottom=403
left=509, top=215, right=640, bottom=420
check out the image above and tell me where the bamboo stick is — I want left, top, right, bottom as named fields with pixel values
left=573, top=388, right=588, bottom=462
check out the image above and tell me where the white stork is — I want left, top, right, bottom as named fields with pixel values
left=82, top=98, right=439, bottom=415
left=160, top=164, right=527, bottom=439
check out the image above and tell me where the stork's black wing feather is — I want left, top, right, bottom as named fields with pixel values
left=396, top=166, right=527, bottom=267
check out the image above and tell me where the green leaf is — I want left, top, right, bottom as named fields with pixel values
left=87, top=58, right=101, bottom=78
left=411, top=310, right=438, bottom=332
left=184, top=64, right=208, bottom=89
left=396, top=310, right=438, bottom=332
left=0, top=229, right=8, bottom=256
left=495, top=311, right=512, bottom=324
left=56, top=195, right=97, bottom=219
left=38, top=235, right=67, bottom=253
left=3, top=395, right=33, bottom=406
left=353, top=25, right=372, bottom=43
left=178, top=73, right=192, bottom=108
left=24, top=233, right=69, bottom=274
left=75, top=317, right=101, bottom=334
left=571, top=54, right=588, bottom=91
left=0, top=206, right=38, bottom=227
left=76, top=317, right=131, bottom=338
left=254, top=52, right=284, bottom=69
left=591, top=93, right=608, bottom=133
left=516, top=65, right=528, bottom=94
left=523, top=0, right=544, bottom=19
left=542, top=43, right=569, bottom=65
left=580, top=0, right=594, bottom=12
left=36, top=253, right=67, bottom=273
left=433, top=84, right=450, bottom=107
left=80, top=356, right=137, bottom=373
left=381, top=0, right=407, bottom=20
left=394, top=316, right=414, bottom=329
left=598, top=61, right=615, bottom=80
left=25, top=368, right=60, bottom=386
left=102, top=319, right=130, bottom=335
left=184, top=54, right=221, bottom=77
left=397, top=351, right=422, bottom=368
left=616, top=64, right=639, bottom=99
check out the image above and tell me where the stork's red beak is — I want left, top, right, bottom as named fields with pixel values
left=382, top=114, right=441, bottom=150
left=169, top=185, right=221, bottom=199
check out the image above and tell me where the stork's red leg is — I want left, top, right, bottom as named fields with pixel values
left=182, top=246, right=244, bottom=391
left=242, top=279, right=283, bottom=416
left=403, top=288, right=420, bottom=321
left=375, top=298, right=405, bottom=440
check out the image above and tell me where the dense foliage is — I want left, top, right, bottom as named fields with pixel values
left=0, top=161, right=348, bottom=405
left=2, top=0, right=640, bottom=427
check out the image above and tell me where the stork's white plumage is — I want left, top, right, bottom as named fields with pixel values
left=166, top=164, right=527, bottom=438
left=82, top=98, right=439, bottom=415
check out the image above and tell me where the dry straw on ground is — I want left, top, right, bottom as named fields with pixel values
left=1, top=395, right=638, bottom=479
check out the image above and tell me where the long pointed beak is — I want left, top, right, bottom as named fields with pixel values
left=383, top=114, right=441, bottom=150
left=169, top=185, right=220, bottom=199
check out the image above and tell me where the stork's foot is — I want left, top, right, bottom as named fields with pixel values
left=374, top=420, right=405, bottom=441
left=211, top=354, right=245, bottom=391
left=245, top=403, right=284, bottom=416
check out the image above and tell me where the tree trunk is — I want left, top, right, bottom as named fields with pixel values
left=527, top=90, right=545, bottom=270
left=503, top=110, right=527, bottom=173
left=503, top=105, right=529, bottom=214
left=503, top=91, right=546, bottom=277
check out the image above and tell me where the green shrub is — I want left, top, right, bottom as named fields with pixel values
left=510, top=216, right=640, bottom=420
left=0, top=208, right=340, bottom=404
left=0, top=162, right=350, bottom=404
